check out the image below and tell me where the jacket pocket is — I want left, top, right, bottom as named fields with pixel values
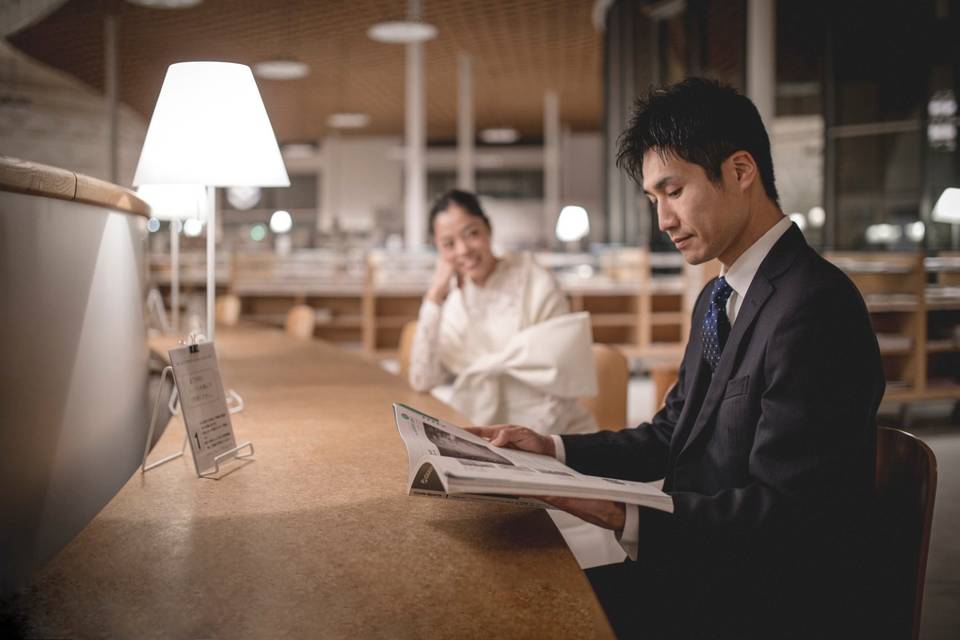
left=723, top=374, right=750, bottom=400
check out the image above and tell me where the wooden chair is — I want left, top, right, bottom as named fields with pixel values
left=580, top=344, right=629, bottom=431
left=874, top=426, right=938, bottom=640
left=397, top=320, right=418, bottom=383
left=285, top=304, right=316, bottom=340
left=215, top=293, right=241, bottom=327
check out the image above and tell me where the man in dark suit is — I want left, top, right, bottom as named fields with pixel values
left=470, top=78, right=884, bottom=638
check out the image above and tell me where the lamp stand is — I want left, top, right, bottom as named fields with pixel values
left=206, top=185, right=216, bottom=342
left=170, top=217, right=180, bottom=332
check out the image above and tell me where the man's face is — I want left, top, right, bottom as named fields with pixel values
left=641, top=150, right=749, bottom=266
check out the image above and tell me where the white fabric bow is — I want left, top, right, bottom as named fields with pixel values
left=449, top=312, right=598, bottom=426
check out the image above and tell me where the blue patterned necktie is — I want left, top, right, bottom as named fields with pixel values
left=702, top=276, right=734, bottom=372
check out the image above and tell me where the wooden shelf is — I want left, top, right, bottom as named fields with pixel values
left=375, top=315, right=418, bottom=329
left=650, top=311, right=685, bottom=325
left=829, top=251, right=960, bottom=406
left=927, top=339, right=960, bottom=353
left=589, top=313, right=638, bottom=327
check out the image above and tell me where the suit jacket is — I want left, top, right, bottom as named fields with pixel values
left=563, top=225, right=885, bottom=635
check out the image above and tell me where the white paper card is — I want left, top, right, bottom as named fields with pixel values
left=169, top=342, right=237, bottom=474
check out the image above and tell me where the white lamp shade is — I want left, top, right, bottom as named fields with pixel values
left=136, top=184, right=208, bottom=221
left=556, top=205, right=590, bottom=242
left=932, top=187, right=960, bottom=224
left=133, top=61, right=290, bottom=187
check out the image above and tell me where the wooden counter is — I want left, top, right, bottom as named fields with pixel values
left=12, top=328, right=613, bottom=639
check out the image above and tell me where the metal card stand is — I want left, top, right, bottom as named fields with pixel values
left=142, top=365, right=188, bottom=472
left=141, top=350, right=254, bottom=478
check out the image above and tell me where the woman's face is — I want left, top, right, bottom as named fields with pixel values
left=432, top=203, right=497, bottom=285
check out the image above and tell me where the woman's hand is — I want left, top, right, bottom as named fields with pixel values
left=466, top=425, right=556, bottom=458
left=426, top=258, right=457, bottom=305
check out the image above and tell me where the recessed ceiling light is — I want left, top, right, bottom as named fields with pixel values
left=479, top=127, right=519, bottom=144
left=367, top=21, right=437, bottom=43
left=253, top=59, right=310, bottom=81
left=125, top=0, right=202, bottom=8
left=281, top=143, right=318, bottom=158
left=327, top=113, right=371, bottom=129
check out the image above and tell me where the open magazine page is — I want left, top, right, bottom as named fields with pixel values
left=393, top=403, right=673, bottom=513
left=394, top=403, right=576, bottom=475
left=393, top=403, right=553, bottom=508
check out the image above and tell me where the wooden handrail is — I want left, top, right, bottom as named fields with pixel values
left=0, top=155, right=150, bottom=217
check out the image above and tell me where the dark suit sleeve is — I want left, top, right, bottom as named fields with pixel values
left=559, top=357, right=686, bottom=481
left=559, top=282, right=713, bottom=482
left=667, top=286, right=883, bottom=538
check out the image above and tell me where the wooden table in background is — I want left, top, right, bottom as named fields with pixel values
left=16, top=327, right=612, bottom=639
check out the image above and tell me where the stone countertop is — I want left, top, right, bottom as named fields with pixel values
left=14, top=327, right=613, bottom=639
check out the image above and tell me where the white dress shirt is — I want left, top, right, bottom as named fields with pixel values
left=551, top=217, right=793, bottom=559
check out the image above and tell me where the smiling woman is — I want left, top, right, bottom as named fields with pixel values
left=408, top=189, right=596, bottom=437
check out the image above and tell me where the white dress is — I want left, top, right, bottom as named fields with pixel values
left=409, top=252, right=596, bottom=434
left=409, top=252, right=626, bottom=568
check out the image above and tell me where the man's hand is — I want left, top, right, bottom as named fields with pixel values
left=466, top=424, right=555, bottom=457
left=540, top=497, right=627, bottom=533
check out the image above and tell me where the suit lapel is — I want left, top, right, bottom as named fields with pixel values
left=676, top=224, right=806, bottom=459
left=677, top=277, right=773, bottom=458
left=667, top=301, right=712, bottom=463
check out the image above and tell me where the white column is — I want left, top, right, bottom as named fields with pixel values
left=405, top=41, right=427, bottom=250
left=457, top=53, right=475, bottom=191
left=315, top=138, right=325, bottom=234
left=321, top=132, right=341, bottom=233
left=746, top=0, right=776, bottom=126
left=104, top=15, right=118, bottom=183
left=543, top=91, right=561, bottom=247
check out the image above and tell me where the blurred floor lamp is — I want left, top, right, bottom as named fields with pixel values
left=932, top=187, right=960, bottom=249
left=133, top=61, right=289, bottom=343
left=137, top=184, right=207, bottom=333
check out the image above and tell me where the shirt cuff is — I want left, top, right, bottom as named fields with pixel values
left=551, top=435, right=566, bottom=463
left=616, top=504, right=640, bottom=561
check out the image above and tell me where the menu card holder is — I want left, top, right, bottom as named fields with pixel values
left=142, top=341, right=253, bottom=477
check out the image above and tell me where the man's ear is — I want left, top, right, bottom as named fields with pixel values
left=729, top=151, right=758, bottom=192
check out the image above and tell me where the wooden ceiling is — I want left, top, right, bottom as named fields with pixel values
left=8, top=0, right=602, bottom=143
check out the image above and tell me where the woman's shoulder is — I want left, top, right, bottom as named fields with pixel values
left=500, top=250, right=551, bottom=277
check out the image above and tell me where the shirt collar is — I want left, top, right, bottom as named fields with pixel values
left=722, top=217, right=793, bottom=297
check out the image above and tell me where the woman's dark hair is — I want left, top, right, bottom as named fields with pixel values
left=429, top=189, right=491, bottom=236
left=616, top=77, right=779, bottom=205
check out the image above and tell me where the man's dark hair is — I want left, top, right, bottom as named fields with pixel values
left=616, top=77, right=779, bottom=205
left=429, top=189, right=492, bottom=236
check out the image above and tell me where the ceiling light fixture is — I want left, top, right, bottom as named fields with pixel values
left=253, top=59, right=310, bottom=81
left=281, top=143, right=319, bottom=158
left=368, top=0, right=437, bottom=44
left=367, top=21, right=437, bottom=43
left=327, top=112, right=371, bottom=129
left=480, top=127, right=519, bottom=144
left=125, top=0, right=203, bottom=8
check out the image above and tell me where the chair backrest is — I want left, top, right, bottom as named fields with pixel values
left=285, top=304, right=316, bottom=340
left=397, top=320, right=418, bottom=383
left=215, top=293, right=241, bottom=327
left=874, top=426, right=937, bottom=640
left=579, top=344, right=628, bottom=431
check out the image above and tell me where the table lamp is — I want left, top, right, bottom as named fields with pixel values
left=932, top=187, right=960, bottom=249
left=556, top=205, right=590, bottom=251
left=137, top=184, right=207, bottom=332
left=133, top=61, right=290, bottom=342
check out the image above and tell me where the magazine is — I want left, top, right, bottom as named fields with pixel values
left=393, top=403, right=674, bottom=513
